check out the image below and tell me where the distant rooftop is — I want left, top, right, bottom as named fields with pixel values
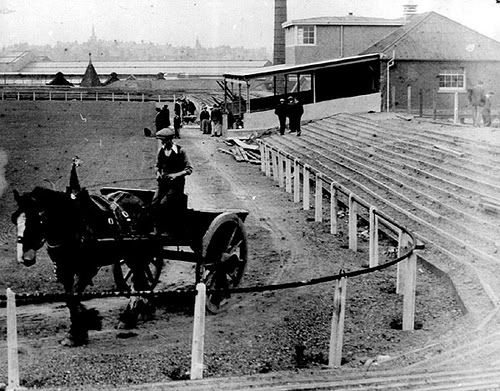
left=0, top=51, right=31, bottom=64
left=283, top=15, right=404, bottom=28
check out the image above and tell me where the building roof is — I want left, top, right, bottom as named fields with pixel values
left=283, top=15, right=404, bottom=28
left=0, top=51, right=30, bottom=65
left=223, top=53, right=380, bottom=80
left=362, top=12, right=500, bottom=61
left=10, top=60, right=272, bottom=77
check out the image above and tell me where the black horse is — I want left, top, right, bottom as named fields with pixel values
left=12, top=167, right=160, bottom=346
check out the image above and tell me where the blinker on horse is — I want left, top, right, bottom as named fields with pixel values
left=12, top=161, right=154, bottom=346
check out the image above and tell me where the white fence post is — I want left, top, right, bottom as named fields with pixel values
left=80, top=92, right=83, bottom=101
left=271, top=150, right=279, bottom=182
left=264, top=146, right=271, bottom=177
left=95, top=92, right=98, bottom=101
left=330, top=182, right=338, bottom=234
left=32, top=91, right=35, bottom=101
left=369, top=207, right=379, bottom=267
left=142, top=93, right=145, bottom=102
left=396, top=229, right=406, bottom=294
left=1, top=91, right=4, bottom=100
left=293, top=159, right=300, bottom=203
left=112, top=92, right=115, bottom=102
left=285, top=157, right=292, bottom=193
left=328, top=276, right=347, bottom=368
left=259, top=143, right=266, bottom=173
left=127, top=93, right=130, bottom=102
left=403, top=243, right=417, bottom=331
left=315, top=173, right=323, bottom=222
left=278, top=153, right=285, bottom=188
left=64, top=92, right=67, bottom=101
left=7, top=288, right=20, bottom=390
left=190, top=283, right=206, bottom=380
left=17, top=92, right=20, bottom=101
left=303, top=165, right=310, bottom=210
left=158, top=95, right=161, bottom=102
left=348, top=194, right=357, bottom=252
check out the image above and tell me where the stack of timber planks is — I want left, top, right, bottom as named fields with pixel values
left=217, top=138, right=261, bottom=164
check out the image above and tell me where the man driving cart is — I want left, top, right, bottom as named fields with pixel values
left=151, top=127, right=193, bottom=236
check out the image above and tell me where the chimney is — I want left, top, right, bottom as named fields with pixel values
left=273, top=0, right=287, bottom=65
left=403, top=2, right=418, bottom=22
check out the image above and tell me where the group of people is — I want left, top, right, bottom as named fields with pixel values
left=274, top=96, right=304, bottom=136
left=199, top=103, right=223, bottom=137
left=468, top=81, right=494, bottom=127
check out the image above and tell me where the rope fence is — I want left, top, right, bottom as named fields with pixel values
left=2, top=140, right=423, bottom=385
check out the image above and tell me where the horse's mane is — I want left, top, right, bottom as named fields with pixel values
left=31, top=186, right=70, bottom=208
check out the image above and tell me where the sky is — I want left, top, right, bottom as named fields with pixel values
left=0, top=0, right=500, bottom=50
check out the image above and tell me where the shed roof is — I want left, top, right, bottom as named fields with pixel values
left=223, top=53, right=380, bottom=80
left=283, top=15, right=403, bottom=28
left=362, top=12, right=500, bottom=61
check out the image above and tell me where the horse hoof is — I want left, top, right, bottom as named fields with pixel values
left=116, top=321, right=136, bottom=330
left=60, top=336, right=87, bottom=347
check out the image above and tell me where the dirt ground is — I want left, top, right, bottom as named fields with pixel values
left=0, top=102, right=467, bottom=389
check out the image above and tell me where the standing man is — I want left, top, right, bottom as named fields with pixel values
left=199, top=105, right=210, bottom=134
left=274, top=98, right=288, bottom=135
left=151, top=128, right=193, bottom=236
left=286, top=96, right=296, bottom=133
left=210, top=103, right=222, bottom=137
left=468, top=81, right=486, bottom=127
left=155, top=104, right=171, bottom=133
left=482, top=92, right=494, bottom=127
left=294, top=97, right=304, bottom=136
left=173, top=114, right=182, bottom=139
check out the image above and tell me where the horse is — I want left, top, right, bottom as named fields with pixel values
left=12, top=181, right=160, bottom=347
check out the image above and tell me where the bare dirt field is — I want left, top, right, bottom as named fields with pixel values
left=0, top=102, right=467, bottom=389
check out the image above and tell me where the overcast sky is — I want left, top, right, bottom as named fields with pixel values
left=1, top=0, right=499, bottom=49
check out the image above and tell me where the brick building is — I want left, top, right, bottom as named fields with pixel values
left=361, top=12, right=500, bottom=114
left=283, top=15, right=403, bottom=65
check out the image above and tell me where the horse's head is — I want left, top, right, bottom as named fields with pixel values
left=12, top=189, right=47, bottom=266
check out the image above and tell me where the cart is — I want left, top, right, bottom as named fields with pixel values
left=99, top=186, right=249, bottom=313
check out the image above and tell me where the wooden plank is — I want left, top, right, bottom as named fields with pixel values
left=232, top=138, right=260, bottom=151
left=433, top=144, right=465, bottom=157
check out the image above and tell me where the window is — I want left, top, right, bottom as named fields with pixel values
left=297, top=25, right=315, bottom=45
left=438, top=69, right=465, bottom=91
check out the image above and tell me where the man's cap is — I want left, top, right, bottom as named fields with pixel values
left=280, top=98, right=285, bottom=102
left=156, top=128, right=175, bottom=139
left=287, top=96, right=293, bottom=100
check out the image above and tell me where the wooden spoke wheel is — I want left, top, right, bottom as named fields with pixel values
left=201, top=212, right=248, bottom=314
left=113, top=256, right=163, bottom=292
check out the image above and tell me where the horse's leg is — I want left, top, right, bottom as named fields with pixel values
left=74, top=267, right=102, bottom=332
left=56, top=266, right=88, bottom=347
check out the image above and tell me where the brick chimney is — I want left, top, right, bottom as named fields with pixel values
left=403, top=2, right=418, bottom=22
left=273, top=0, right=287, bottom=65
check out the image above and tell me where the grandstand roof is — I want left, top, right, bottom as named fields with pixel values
left=223, top=53, right=380, bottom=80
left=9, top=60, right=272, bottom=77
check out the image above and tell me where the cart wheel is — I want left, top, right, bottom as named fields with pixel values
left=113, top=256, right=163, bottom=292
left=201, top=212, right=248, bottom=314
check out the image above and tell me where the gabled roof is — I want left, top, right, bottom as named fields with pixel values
left=283, top=15, right=404, bottom=28
left=80, top=59, right=102, bottom=87
left=362, top=12, right=500, bottom=61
